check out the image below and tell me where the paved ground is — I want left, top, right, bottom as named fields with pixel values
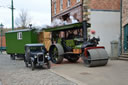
left=0, top=54, right=77, bottom=85
left=1, top=53, right=128, bottom=85
left=51, top=59, right=128, bottom=85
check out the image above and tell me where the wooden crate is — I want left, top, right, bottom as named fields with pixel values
left=44, top=39, right=51, bottom=50
left=38, top=32, right=44, bottom=43
left=38, top=31, right=51, bottom=50
left=43, top=32, right=51, bottom=39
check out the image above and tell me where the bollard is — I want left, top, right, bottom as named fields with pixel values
left=110, top=40, right=119, bottom=59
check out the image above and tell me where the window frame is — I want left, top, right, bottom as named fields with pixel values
left=60, top=0, right=63, bottom=11
left=54, top=1, right=57, bottom=15
left=17, top=32, right=22, bottom=40
left=67, top=0, right=71, bottom=7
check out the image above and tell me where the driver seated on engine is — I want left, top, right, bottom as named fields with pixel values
left=59, top=31, right=73, bottom=52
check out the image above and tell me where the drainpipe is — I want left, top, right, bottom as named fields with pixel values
left=120, top=0, right=122, bottom=55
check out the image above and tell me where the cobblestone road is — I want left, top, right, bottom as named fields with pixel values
left=0, top=54, right=77, bottom=85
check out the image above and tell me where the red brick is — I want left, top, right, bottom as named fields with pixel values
left=51, top=0, right=120, bottom=21
left=89, top=0, right=120, bottom=10
left=0, top=36, right=6, bottom=47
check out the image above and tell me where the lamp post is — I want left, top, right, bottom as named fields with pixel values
left=0, top=23, right=4, bottom=53
left=11, top=0, right=14, bottom=30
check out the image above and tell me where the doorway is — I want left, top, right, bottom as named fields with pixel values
left=124, top=24, right=128, bottom=53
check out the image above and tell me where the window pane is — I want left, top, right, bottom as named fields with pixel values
left=60, top=0, right=63, bottom=11
left=17, top=32, right=22, bottom=40
left=77, top=0, right=80, bottom=3
left=54, top=2, right=56, bottom=15
left=67, top=0, right=71, bottom=7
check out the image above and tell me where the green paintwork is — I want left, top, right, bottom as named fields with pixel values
left=5, top=29, right=38, bottom=54
left=44, top=22, right=82, bottom=32
left=57, top=39, right=76, bottom=48
left=57, top=38, right=62, bottom=44
left=74, top=44, right=82, bottom=49
left=45, top=22, right=83, bottom=52
left=65, top=40, right=75, bottom=48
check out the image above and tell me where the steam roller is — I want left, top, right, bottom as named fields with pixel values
left=82, top=46, right=109, bottom=67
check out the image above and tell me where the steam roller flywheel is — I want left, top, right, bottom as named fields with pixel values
left=83, top=48, right=109, bottom=67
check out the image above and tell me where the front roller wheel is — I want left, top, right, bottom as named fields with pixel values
left=49, top=46, right=63, bottom=64
left=82, top=52, right=92, bottom=67
left=82, top=48, right=109, bottom=67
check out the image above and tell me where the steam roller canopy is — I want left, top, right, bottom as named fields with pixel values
left=83, top=48, right=109, bottom=67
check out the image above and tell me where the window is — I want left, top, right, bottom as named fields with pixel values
left=17, top=32, right=22, bottom=40
left=67, top=0, right=71, bottom=7
left=77, top=0, right=80, bottom=3
left=54, top=2, right=56, bottom=15
left=60, top=0, right=63, bottom=11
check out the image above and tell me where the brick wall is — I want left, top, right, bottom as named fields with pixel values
left=121, top=0, right=128, bottom=53
left=122, top=0, right=128, bottom=26
left=89, top=0, right=120, bottom=10
left=51, top=0, right=120, bottom=21
left=51, top=0, right=82, bottom=18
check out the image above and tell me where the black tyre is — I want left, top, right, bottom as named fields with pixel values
left=46, top=61, right=51, bottom=69
left=50, top=46, right=63, bottom=64
left=25, top=61, right=28, bottom=67
left=67, top=55, right=79, bottom=63
left=31, top=61, right=35, bottom=71
left=10, top=54, right=15, bottom=60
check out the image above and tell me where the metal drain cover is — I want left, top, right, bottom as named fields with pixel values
left=80, top=72, right=90, bottom=75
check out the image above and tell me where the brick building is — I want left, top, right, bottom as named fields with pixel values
left=51, top=0, right=82, bottom=22
left=121, top=0, right=128, bottom=54
left=51, top=0, right=120, bottom=55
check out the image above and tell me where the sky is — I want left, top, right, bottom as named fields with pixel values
left=0, top=0, right=51, bottom=28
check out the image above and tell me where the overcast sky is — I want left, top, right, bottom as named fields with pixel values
left=0, top=0, right=51, bottom=28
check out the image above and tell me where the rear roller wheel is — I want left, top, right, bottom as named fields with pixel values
left=50, top=46, right=63, bottom=64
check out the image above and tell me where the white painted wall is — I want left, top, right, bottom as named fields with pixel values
left=90, top=11, right=120, bottom=55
